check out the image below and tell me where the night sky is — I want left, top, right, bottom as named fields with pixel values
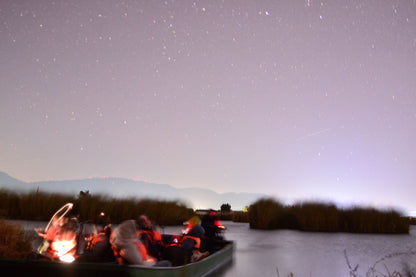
left=1, top=1, right=416, bottom=214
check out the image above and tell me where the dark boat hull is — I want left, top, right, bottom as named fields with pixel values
left=0, top=242, right=234, bottom=277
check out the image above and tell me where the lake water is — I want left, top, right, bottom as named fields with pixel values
left=13, top=220, right=416, bottom=277
left=216, top=221, right=416, bottom=277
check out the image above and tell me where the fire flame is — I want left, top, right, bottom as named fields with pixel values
left=36, top=203, right=78, bottom=263
left=50, top=232, right=77, bottom=263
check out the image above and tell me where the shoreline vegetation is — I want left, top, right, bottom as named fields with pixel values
left=0, top=189, right=194, bottom=226
left=0, top=189, right=411, bottom=234
left=0, top=218, right=33, bottom=259
left=248, top=198, right=410, bottom=234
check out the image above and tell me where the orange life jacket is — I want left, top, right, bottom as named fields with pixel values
left=138, top=230, right=162, bottom=245
left=89, top=233, right=106, bottom=250
left=179, top=235, right=201, bottom=250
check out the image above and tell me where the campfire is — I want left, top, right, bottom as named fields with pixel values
left=50, top=230, right=77, bottom=263
left=36, top=203, right=79, bottom=263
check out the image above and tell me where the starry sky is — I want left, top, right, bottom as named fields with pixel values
left=1, top=1, right=416, bottom=214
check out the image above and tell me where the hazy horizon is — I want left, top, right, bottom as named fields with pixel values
left=1, top=170, right=413, bottom=216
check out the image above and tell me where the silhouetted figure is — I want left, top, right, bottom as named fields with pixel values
left=201, top=210, right=227, bottom=253
left=78, top=225, right=115, bottom=263
left=110, top=220, right=171, bottom=267
left=137, top=215, right=165, bottom=260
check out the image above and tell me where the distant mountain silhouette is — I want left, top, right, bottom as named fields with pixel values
left=0, top=171, right=26, bottom=186
left=0, top=171, right=264, bottom=210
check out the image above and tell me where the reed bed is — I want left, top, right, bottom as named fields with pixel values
left=0, top=189, right=194, bottom=226
left=230, top=211, right=249, bottom=223
left=216, top=210, right=250, bottom=223
left=249, top=198, right=409, bottom=233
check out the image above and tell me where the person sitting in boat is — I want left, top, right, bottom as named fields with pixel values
left=180, top=216, right=205, bottom=251
left=201, top=209, right=225, bottom=238
left=110, top=219, right=171, bottom=267
left=79, top=224, right=115, bottom=263
left=201, top=209, right=227, bottom=253
left=137, top=215, right=165, bottom=260
left=163, top=216, right=209, bottom=266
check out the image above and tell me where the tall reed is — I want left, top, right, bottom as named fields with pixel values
left=0, top=189, right=194, bottom=226
left=248, top=198, right=409, bottom=233
left=230, top=211, right=249, bottom=223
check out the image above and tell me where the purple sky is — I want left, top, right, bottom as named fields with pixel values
left=1, top=1, right=416, bottom=215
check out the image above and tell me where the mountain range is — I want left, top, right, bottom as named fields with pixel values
left=0, top=171, right=264, bottom=210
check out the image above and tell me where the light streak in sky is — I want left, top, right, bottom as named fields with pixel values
left=296, top=128, right=331, bottom=141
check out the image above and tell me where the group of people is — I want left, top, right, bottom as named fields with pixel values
left=42, top=210, right=226, bottom=267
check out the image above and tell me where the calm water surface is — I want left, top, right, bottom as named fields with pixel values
left=13, top=220, right=416, bottom=277
left=217, top=221, right=416, bottom=277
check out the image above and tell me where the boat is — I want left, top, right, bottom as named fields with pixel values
left=1, top=203, right=234, bottom=276
left=0, top=241, right=234, bottom=277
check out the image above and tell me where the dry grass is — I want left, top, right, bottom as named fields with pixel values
left=345, top=249, right=416, bottom=277
left=276, top=251, right=416, bottom=277
left=0, top=219, right=33, bottom=259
